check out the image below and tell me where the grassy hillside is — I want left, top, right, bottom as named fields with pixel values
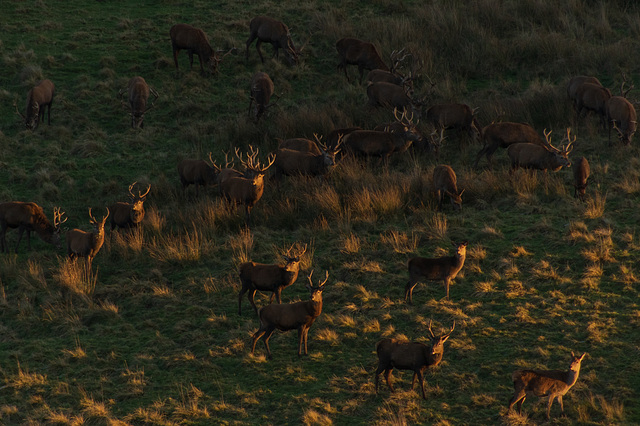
left=1, top=0, right=640, bottom=424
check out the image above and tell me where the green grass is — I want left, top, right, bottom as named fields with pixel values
left=1, top=0, right=640, bottom=424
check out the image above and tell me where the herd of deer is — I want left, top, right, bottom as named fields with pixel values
left=9, top=14, right=612, bottom=420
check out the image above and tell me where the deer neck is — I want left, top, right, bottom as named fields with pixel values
left=306, top=296, right=323, bottom=318
left=428, top=348, right=444, bottom=367
left=564, top=368, right=581, bottom=388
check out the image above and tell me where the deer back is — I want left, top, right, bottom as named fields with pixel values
left=576, top=82, right=611, bottom=112
left=343, top=130, right=395, bottom=156
left=567, top=75, right=602, bottom=101
left=482, top=122, right=543, bottom=148
left=278, top=138, right=322, bottom=155
left=178, top=159, right=218, bottom=185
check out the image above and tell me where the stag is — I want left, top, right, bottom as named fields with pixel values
left=366, top=81, right=421, bottom=116
left=251, top=270, right=328, bottom=359
left=119, top=76, right=159, bottom=129
left=177, top=152, right=220, bottom=197
left=507, top=129, right=573, bottom=173
left=0, top=203, right=66, bottom=253
left=372, top=109, right=424, bottom=155
left=375, top=320, right=455, bottom=399
left=66, top=208, right=110, bottom=264
left=425, top=103, right=481, bottom=143
left=274, top=134, right=342, bottom=178
left=433, top=165, right=464, bottom=211
left=575, top=82, right=611, bottom=129
left=606, top=95, right=637, bottom=146
left=238, top=243, right=307, bottom=315
left=245, top=16, right=300, bottom=65
left=508, top=352, right=587, bottom=420
left=474, top=122, right=545, bottom=169
left=15, top=79, right=55, bottom=130
left=249, top=72, right=278, bottom=121
left=170, top=23, right=233, bottom=75
left=108, top=182, right=151, bottom=237
left=406, top=241, right=468, bottom=303
left=567, top=75, right=602, bottom=109
left=365, top=49, right=414, bottom=88
left=336, top=37, right=389, bottom=83
left=573, top=156, right=590, bottom=201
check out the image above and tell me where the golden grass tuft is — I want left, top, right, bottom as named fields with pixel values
left=54, top=259, right=98, bottom=300
left=302, top=408, right=333, bottom=426
left=425, top=213, right=448, bottom=240
left=341, top=233, right=361, bottom=254
left=380, top=230, right=419, bottom=254
left=584, top=191, right=607, bottom=219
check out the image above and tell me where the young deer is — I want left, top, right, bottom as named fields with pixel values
left=375, top=320, right=455, bottom=399
left=405, top=241, right=468, bottom=303
left=251, top=270, right=328, bottom=359
left=433, top=165, right=464, bottom=211
left=508, top=352, right=587, bottom=419
left=66, top=208, right=110, bottom=264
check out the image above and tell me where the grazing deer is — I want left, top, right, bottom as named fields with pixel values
left=245, top=16, right=300, bottom=65
left=573, top=156, right=590, bottom=201
left=249, top=71, right=279, bottom=121
left=375, top=320, right=455, bottom=399
left=177, top=152, right=220, bottom=197
left=15, top=79, right=55, bottom=130
left=336, top=37, right=389, bottom=83
left=0, top=203, right=66, bottom=253
left=425, top=103, right=481, bottom=143
left=406, top=241, right=468, bottom=303
left=238, top=243, right=307, bottom=315
left=507, top=129, right=573, bottom=172
left=66, top=208, right=110, bottom=264
left=108, top=182, right=151, bottom=238
left=251, top=270, right=328, bottom=359
left=567, top=75, right=602, bottom=110
left=170, top=23, right=233, bottom=75
left=365, top=49, right=414, bottom=88
left=575, top=82, right=611, bottom=129
left=366, top=81, right=422, bottom=117
left=119, top=76, right=159, bottom=129
left=606, top=95, right=637, bottom=146
left=433, top=165, right=464, bottom=211
left=474, top=122, right=545, bottom=169
left=274, top=134, right=342, bottom=178
left=508, top=352, right=587, bottom=420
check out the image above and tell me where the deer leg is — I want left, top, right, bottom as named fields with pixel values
left=274, top=287, right=283, bottom=304
left=251, top=326, right=266, bottom=354
left=557, top=395, right=564, bottom=414
left=415, top=370, right=427, bottom=399
left=357, top=65, right=364, bottom=84
left=256, top=40, right=265, bottom=63
left=46, top=102, right=52, bottom=125
left=238, top=282, right=249, bottom=315
left=248, top=289, right=258, bottom=314
left=15, top=227, right=26, bottom=253
left=546, top=395, right=555, bottom=419
left=187, top=51, right=194, bottom=71
left=262, top=326, right=276, bottom=359
left=272, top=43, right=279, bottom=59
left=172, top=47, right=180, bottom=71
left=405, top=280, right=418, bottom=305
left=302, top=326, right=309, bottom=355
left=374, top=364, right=387, bottom=393
left=297, top=326, right=305, bottom=356
left=245, top=33, right=257, bottom=59
left=444, top=278, right=450, bottom=300
left=508, top=391, right=526, bottom=413
left=383, top=369, right=394, bottom=392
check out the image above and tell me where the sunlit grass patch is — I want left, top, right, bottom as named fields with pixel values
left=584, top=190, right=606, bottom=219
left=54, top=258, right=98, bottom=300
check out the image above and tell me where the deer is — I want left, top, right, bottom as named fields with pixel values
left=366, top=81, right=422, bottom=117
left=238, top=243, right=307, bottom=315
left=375, top=320, right=455, bottom=399
left=372, top=108, right=424, bottom=155
left=249, top=72, right=279, bottom=121
left=251, top=270, right=328, bottom=359
left=15, top=79, right=55, bottom=130
left=425, top=103, right=481, bottom=144
left=567, top=75, right=603, bottom=110
left=177, top=152, right=220, bottom=197
left=474, top=122, right=545, bottom=169
left=66, top=208, right=110, bottom=264
left=606, top=95, right=637, bottom=146
left=433, top=165, right=464, bottom=211
left=119, top=76, right=159, bottom=129
left=508, top=352, right=587, bottom=420
left=0, top=203, right=66, bottom=253
left=336, top=37, right=389, bottom=84
left=274, top=134, right=342, bottom=178
left=573, top=156, right=590, bottom=201
left=219, top=146, right=275, bottom=227
left=405, top=241, right=468, bottom=303
left=108, top=182, right=151, bottom=238
left=507, top=128, right=573, bottom=173
left=365, top=48, right=414, bottom=88
left=245, top=16, right=300, bottom=65
left=574, top=82, right=611, bottom=129
left=170, top=23, right=234, bottom=75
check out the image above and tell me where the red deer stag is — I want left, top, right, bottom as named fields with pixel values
left=425, top=103, right=481, bottom=143
left=249, top=71, right=279, bottom=121
left=433, top=165, right=464, bottom=211
left=366, top=49, right=414, bottom=88
left=507, top=129, right=573, bottom=173
left=177, top=152, right=220, bottom=197
left=375, top=320, right=455, bottom=400
left=567, top=75, right=602, bottom=109
left=238, top=243, right=307, bottom=315
left=406, top=241, right=468, bottom=303
left=474, top=122, right=545, bottom=169
left=274, top=134, right=342, bottom=178
left=573, top=156, right=590, bottom=201
left=219, top=146, right=275, bottom=227
left=366, top=81, right=421, bottom=117
left=508, top=352, right=587, bottom=420
left=251, top=270, right=328, bottom=359
left=170, top=23, right=233, bottom=75
left=109, top=182, right=151, bottom=238
left=0, top=202, right=66, bottom=253
left=606, top=95, right=637, bottom=146
left=575, top=82, right=611, bottom=129
left=66, top=208, right=110, bottom=264
left=336, top=37, right=389, bottom=84
left=373, top=109, right=424, bottom=155
left=119, top=76, right=159, bottom=129
left=15, top=79, right=55, bottom=130
left=245, top=16, right=300, bottom=65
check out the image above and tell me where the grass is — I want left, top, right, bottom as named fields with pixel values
left=1, top=0, right=640, bottom=424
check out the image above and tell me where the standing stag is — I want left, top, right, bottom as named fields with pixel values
left=406, top=241, right=468, bottom=303
left=336, top=37, right=389, bottom=83
left=249, top=72, right=278, bottom=121
left=120, top=76, right=159, bottom=129
left=66, top=208, right=109, bottom=264
left=274, top=134, right=342, bottom=178
left=425, top=103, right=481, bottom=143
left=251, top=270, right=328, bottom=359
left=0, top=202, right=66, bottom=253
left=474, top=122, right=545, bottom=169
left=574, top=82, right=611, bottom=129
left=508, top=352, right=587, bottom=420
left=177, top=152, right=220, bottom=197
left=245, top=16, right=301, bottom=65
left=507, top=129, right=573, bottom=173
left=238, top=243, right=307, bottom=315
left=170, top=23, right=233, bottom=75
left=433, top=165, right=464, bottom=211
left=567, top=75, right=603, bottom=109
left=109, top=182, right=151, bottom=237
left=375, top=320, right=455, bottom=399
left=366, top=81, right=422, bottom=116
left=573, top=156, right=590, bottom=201
left=15, top=79, right=55, bottom=130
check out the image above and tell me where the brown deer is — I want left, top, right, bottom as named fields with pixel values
left=170, top=23, right=233, bottom=75
left=108, top=182, right=151, bottom=237
left=474, top=122, right=545, bottom=169
left=274, top=134, right=342, bottom=178
left=365, top=49, right=414, bottom=88
left=606, top=95, right=637, bottom=146
left=66, top=208, right=110, bottom=264
left=119, top=76, right=159, bottom=129
left=245, top=16, right=300, bottom=65
left=366, top=81, right=421, bottom=117
left=406, top=241, right=468, bottom=303
left=508, top=352, right=587, bottom=420
left=375, top=320, right=455, bottom=399
left=567, top=75, right=602, bottom=110
left=425, top=103, right=481, bottom=143
left=251, top=270, right=328, bottom=359
left=219, top=146, right=275, bottom=227
left=573, top=156, right=590, bottom=201
left=278, top=137, right=323, bottom=155
left=0, top=202, right=66, bottom=253
left=575, top=82, right=611, bottom=129
left=15, top=79, right=55, bottom=130
left=373, top=109, right=424, bottom=155
left=177, top=152, right=220, bottom=197
left=507, top=129, right=573, bottom=172
left=336, top=37, right=389, bottom=83
left=249, top=72, right=279, bottom=121
left=238, top=243, right=307, bottom=315
left=433, top=165, right=464, bottom=211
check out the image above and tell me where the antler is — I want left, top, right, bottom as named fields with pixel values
left=390, top=48, right=410, bottom=73
left=13, top=100, right=25, bottom=119
left=427, top=320, right=436, bottom=339
left=446, top=320, right=456, bottom=337
left=144, top=88, right=159, bottom=112
left=237, top=146, right=276, bottom=172
left=307, top=270, right=329, bottom=287
left=621, top=73, right=635, bottom=98
left=129, top=181, right=151, bottom=199
left=541, top=129, right=561, bottom=153
left=53, top=207, right=67, bottom=228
